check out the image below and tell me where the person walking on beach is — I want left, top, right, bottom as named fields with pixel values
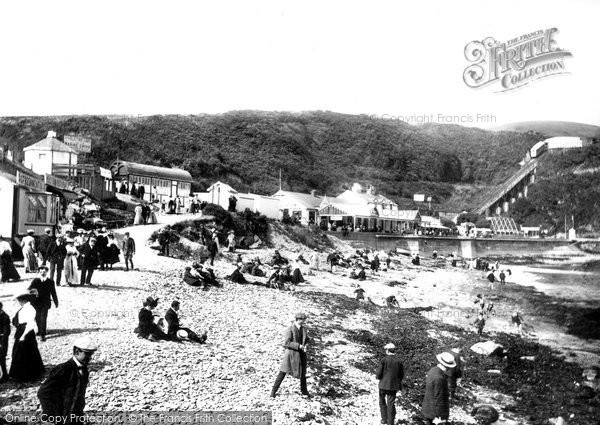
left=473, top=313, right=486, bottom=337
left=46, top=236, right=67, bottom=286
left=376, top=343, right=404, bottom=425
left=499, top=270, right=506, bottom=286
left=79, top=237, right=99, bottom=285
left=21, top=229, right=39, bottom=273
left=38, top=336, right=99, bottom=422
left=122, top=232, right=136, bottom=271
left=207, top=237, right=218, bottom=266
left=422, top=352, right=455, bottom=425
left=10, top=293, right=45, bottom=382
left=28, top=265, right=59, bottom=341
left=445, top=348, right=463, bottom=400
left=271, top=312, right=310, bottom=398
left=511, top=312, right=524, bottom=335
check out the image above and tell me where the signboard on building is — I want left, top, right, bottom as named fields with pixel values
left=16, top=171, right=46, bottom=192
left=63, top=134, right=92, bottom=153
left=99, top=167, right=113, bottom=179
left=413, top=194, right=425, bottom=202
left=44, top=174, right=70, bottom=190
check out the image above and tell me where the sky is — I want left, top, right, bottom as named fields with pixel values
left=1, top=0, right=599, bottom=128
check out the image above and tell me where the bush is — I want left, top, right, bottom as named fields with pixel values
left=202, top=203, right=233, bottom=227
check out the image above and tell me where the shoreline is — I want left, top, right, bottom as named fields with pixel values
left=1, top=215, right=598, bottom=424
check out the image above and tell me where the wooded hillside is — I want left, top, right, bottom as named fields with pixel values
left=0, top=111, right=541, bottom=207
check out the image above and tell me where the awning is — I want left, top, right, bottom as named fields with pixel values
left=46, top=186, right=84, bottom=202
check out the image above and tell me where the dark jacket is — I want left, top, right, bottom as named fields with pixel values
left=122, top=238, right=136, bottom=255
left=38, top=235, right=53, bottom=260
left=279, top=323, right=309, bottom=379
left=79, top=244, right=100, bottom=268
left=46, top=241, right=67, bottom=265
left=38, top=358, right=89, bottom=418
left=183, top=269, right=203, bottom=286
left=0, top=311, right=10, bottom=356
left=29, top=277, right=58, bottom=309
left=376, top=355, right=404, bottom=391
left=228, top=268, right=248, bottom=284
left=422, top=366, right=450, bottom=420
left=207, top=239, right=218, bottom=255
left=164, top=308, right=179, bottom=336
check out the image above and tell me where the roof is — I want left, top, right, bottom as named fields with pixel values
left=23, top=136, right=78, bottom=154
left=207, top=181, right=238, bottom=194
left=272, top=190, right=323, bottom=209
left=319, top=196, right=372, bottom=216
left=109, top=160, right=193, bottom=183
left=337, top=190, right=396, bottom=206
left=545, top=137, right=583, bottom=149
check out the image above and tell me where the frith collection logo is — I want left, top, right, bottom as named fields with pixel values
left=463, top=28, right=572, bottom=91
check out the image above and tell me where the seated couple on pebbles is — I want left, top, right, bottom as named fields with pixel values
left=134, top=297, right=207, bottom=344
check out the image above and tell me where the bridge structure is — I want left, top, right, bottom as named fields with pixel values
left=473, top=158, right=538, bottom=216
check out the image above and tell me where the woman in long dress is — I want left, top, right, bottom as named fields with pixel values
left=20, top=230, right=38, bottom=273
left=63, top=239, right=80, bottom=285
left=147, top=205, right=158, bottom=224
left=9, top=293, right=45, bottom=381
left=134, top=297, right=169, bottom=341
left=133, top=204, right=144, bottom=225
left=0, top=236, right=20, bottom=282
left=104, top=234, right=121, bottom=268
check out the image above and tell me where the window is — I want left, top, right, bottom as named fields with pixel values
left=27, top=194, right=47, bottom=223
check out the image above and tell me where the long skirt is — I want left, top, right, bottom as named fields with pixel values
left=133, top=211, right=144, bottom=225
left=63, top=254, right=80, bottom=285
left=147, top=211, right=158, bottom=224
left=9, top=325, right=45, bottom=382
left=23, top=248, right=38, bottom=273
left=1, top=252, right=21, bottom=282
left=291, top=268, right=305, bottom=284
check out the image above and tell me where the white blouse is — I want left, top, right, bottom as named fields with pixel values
left=17, top=302, right=38, bottom=336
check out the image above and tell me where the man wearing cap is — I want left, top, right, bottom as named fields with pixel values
left=46, top=236, right=67, bottom=286
left=422, top=352, right=456, bottom=424
left=271, top=312, right=310, bottom=398
left=38, top=228, right=53, bottom=265
left=122, top=232, right=136, bottom=271
left=28, top=265, right=59, bottom=341
left=38, top=336, right=98, bottom=422
left=79, top=237, right=99, bottom=285
left=376, top=343, right=404, bottom=425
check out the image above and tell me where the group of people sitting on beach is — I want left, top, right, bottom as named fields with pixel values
left=134, top=297, right=208, bottom=343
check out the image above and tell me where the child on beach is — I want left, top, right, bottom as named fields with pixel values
left=511, top=312, right=524, bottom=335
left=473, top=313, right=486, bottom=336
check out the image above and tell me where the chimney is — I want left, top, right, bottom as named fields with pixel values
left=310, top=189, right=316, bottom=197
left=47, top=131, right=57, bottom=138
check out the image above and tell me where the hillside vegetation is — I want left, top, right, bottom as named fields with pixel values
left=0, top=112, right=540, bottom=206
left=494, top=120, right=600, bottom=138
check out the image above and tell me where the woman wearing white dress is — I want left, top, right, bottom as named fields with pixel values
left=9, top=293, right=44, bottom=381
left=133, top=204, right=144, bottom=225
left=147, top=204, right=158, bottom=224
left=63, top=239, right=80, bottom=286
left=20, top=230, right=38, bottom=273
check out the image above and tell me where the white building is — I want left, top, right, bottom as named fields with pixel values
left=23, top=131, right=78, bottom=176
left=271, top=190, right=323, bottom=225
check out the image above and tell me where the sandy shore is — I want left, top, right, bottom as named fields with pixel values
left=1, top=214, right=598, bottom=425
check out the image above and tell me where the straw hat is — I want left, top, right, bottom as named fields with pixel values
left=436, top=352, right=456, bottom=368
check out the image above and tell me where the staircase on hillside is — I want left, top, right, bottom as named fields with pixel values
left=474, top=159, right=538, bottom=215
left=489, top=217, right=521, bottom=235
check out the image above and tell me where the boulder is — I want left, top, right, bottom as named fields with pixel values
left=470, top=405, right=499, bottom=424
left=471, top=341, right=505, bottom=357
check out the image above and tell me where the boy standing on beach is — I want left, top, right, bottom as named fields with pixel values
left=473, top=313, right=486, bottom=336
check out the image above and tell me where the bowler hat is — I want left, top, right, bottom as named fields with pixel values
left=143, top=296, right=159, bottom=308
left=73, top=336, right=99, bottom=352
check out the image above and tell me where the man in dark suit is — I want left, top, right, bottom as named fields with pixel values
left=46, top=236, right=67, bottom=286
left=422, top=352, right=455, bottom=425
left=79, top=237, right=99, bottom=285
left=0, top=301, right=10, bottom=383
left=38, top=228, right=53, bottom=265
left=28, top=265, right=59, bottom=341
left=376, top=343, right=404, bottom=425
left=164, top=301, right=207, bottom=343
left=122, top=232, right=136, bottom=271
left=38, top=336, right=98, bottom=423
